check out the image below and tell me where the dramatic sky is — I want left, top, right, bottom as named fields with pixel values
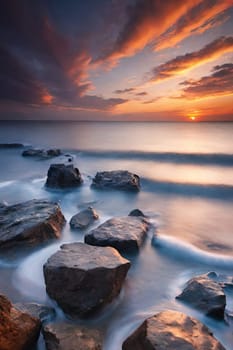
left=0, top=0, right=233, bottom=121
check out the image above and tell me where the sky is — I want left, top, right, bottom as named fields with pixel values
left=0, top=0, right=233, bottom=122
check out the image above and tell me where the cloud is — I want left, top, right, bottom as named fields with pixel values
left=149, top=36, right=233, bottom=82
left=179, top=63, right=233, bottom=98
left=156, top=0, right=231, bottom=50
left=136, top=91, right=148, bottom=96
left=114, top=88, right=136, bottom=94
left=97, top=0, right=201, bottom=63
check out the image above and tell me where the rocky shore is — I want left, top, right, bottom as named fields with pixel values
left=0, top=154, right=232, bottom=350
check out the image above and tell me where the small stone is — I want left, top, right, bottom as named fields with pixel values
left=91, top=170, right=140, bottom=192
left=15, top=303, right=56, bottom=324
left=128, top=209, right=145, bottom=217
left=70, top=207, right=99, bottom=229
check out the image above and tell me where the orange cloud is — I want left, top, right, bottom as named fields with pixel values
left=97, top=0, right=202, bottom=64
left=179, top=63, right=233, bottom=99
left=149, top=36, right=233, bottom=82
left=156, top=0, right=232, bottom=51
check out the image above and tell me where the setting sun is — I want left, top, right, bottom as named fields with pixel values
left=190, top=116, right=196, bottom=121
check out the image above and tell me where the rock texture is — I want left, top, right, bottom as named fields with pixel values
left=176, top=274, right=226, bottom=319
left=122, top=310, right=226, bottom=350
left=15, top=303, right=56, bottom=324
left=22, top=148, right=61, bottom=158
left=0, top=199, right=65, bottom=250
left=0, top=294, right=41, bottom=350
left=70, top=207, right=99, bottom=230
left=43, top=243, right=130, bottom=317
left=43, top=323, right=103, bottom=350
left=46, top=164, right=82, bottom=188
left=91, top=170, right=140, bottom=191
left=85, top=216, right=149, bottom=253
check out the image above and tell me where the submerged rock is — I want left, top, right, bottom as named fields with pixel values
left=70, top=207, right=99, bottom=230
left=91, top=170, right=140, bottom=191
left=122, top=310, right=226, bottom=350
left=128, top=208, right=145, bottom=217
left=85, top=216, right=149, bottom=253
left=0, top=199, right=65, bottom=250
left=46, top=163, right=83, bottom=188
left=176, top=273, right=226, bottom=319
left=22, top=148, right=61, bottom=158
left=0, top=143, right=24, bottom=148
left=0, top=294, right=41, bottom=350
left=43, top=323, right=103, bottom=350
left=15, top=303, right=56, bottom=324
left=43, top=243, right=130, bottom=317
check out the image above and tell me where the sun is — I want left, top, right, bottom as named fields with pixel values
left=189, top=116, right=196, bottom=121
left=187, top=110, right=200, bottom=121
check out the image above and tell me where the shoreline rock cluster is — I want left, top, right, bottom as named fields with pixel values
left=0, top=158, right=231, bottom=349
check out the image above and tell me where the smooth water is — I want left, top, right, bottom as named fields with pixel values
left=0, top=121, right=233, bottom=349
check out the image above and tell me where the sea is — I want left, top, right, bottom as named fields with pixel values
left=0, top=121, right=233, bottom=349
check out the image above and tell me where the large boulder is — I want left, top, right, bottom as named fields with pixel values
left=46, top=164, right=82, bottom=188
left=15, top=303, right=56, bottom=324
left=43, top=243, right=130, bottom=317
left=122, top=310, right=226, bottom=350
left=22, top=148, right=61, bottom=158
left=0, top=199, right=65, bottom=250
left=43, top=323, right=103, bottom=350
left=85, top=216, right=149, bottom=253
left=0, top=294, right=41, bottom=350
left=70, top=207, right=99, bottom=230
left=91, top=170, right=140, bottom=191
left=176, top=274, right=226, bottom=319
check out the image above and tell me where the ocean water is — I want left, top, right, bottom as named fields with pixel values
left=0, top=121, right=233, bottom=349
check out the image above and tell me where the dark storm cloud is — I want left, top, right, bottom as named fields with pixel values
left=0, top=0, right=127, bottom=111
left=179, top=63, right=233, bottom=98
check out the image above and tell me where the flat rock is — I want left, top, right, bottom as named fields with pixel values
left=122, top=310, right=226, bottom=350
left=85, top=216, right=149, bottom=253
left=0, top=143, right=24, bottom=148
left=70, top=207, right=99, bottom=229
left=43, top=323, right=103, bottom=350
left=15, top=303, right=56, bottom=324
left=22, top=148, right=61, bottom=158
left=46, top=164, right=83, bottom=188
left=176, top=273, right=226, bottom=319
left=0, top=294, right=41, bottom=350
left=43, top=242, right=130, bottom=317
left=91, top=170, right=140, bottom=191
left=0, top=199, right=66, bottom=250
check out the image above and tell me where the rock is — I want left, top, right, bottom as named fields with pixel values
left=70, top=207, right=99, bottom=230
left=43, top=243, right=130, bottom=317
left=128, top=209, right=145, bottom=217
left=0, top=294, right=41, bottom=350
left=91, top=170, right=140, bottom=191
left=176, top=273, right=226, bottom=319
left=0, top=201, right=8, bottom=209
left=122, top=310, right=226, bottom=350
left=15, top=303, right=56, bottom=324
left=43, top=323, right=103, bottom=350
left=46, top=164, right=83, bottom=188
left=0, top=143, right=24, bottom=148
left=22, top=148, right=61, bottom=158
left=85, top=216, right=149, bottom=253
left=0, top=199, right=66, bottom=250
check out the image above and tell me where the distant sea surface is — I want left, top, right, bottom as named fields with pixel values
left=0, top=121, right=233, bottom=349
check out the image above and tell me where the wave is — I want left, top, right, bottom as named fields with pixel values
left=142, top=178, right=233, bottom=200
left=0, top=180, right=15, bottom=188
left=79, top=150, right=233, bottom=167
left=152, top=234, right=233, bottom=269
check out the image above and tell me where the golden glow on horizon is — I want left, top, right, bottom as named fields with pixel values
left=190, top=116, right=196, bottom=121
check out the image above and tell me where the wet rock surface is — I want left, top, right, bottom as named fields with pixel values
left=176, top=273, right=226, bottom=319
left=0, top=294, right=41, bottom=350
left=85, top=216, right=149, bottom=253
left=45, top=163, right=83, bottom=188
left=43, top=323, right=103, bottom=350
left=128, top=208, right=146, bottom=217
left=0, top=199, right=65, bottom=250
left=91, top=170, right=140, bottom=191
left=15, top=303, right=56, bottom=324
left=22, top=148, right=61, bottom=158
left=122, top=310, right=226, bottom=350
left=70, top=207, right=99, bottom=230
left=43, top=242, right=130, bottom=317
